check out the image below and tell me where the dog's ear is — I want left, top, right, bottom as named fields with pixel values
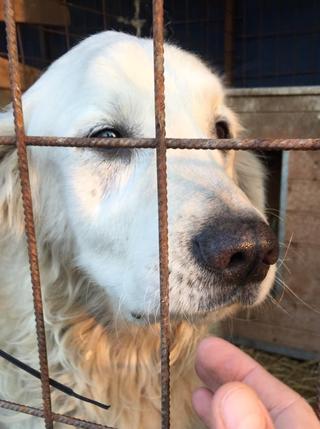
left=228, top=113, right=267, bottom=215
left=0, top=107, right=15, bottom=135
left=0, top=108, right=25, bottom=231
left=235, top=151, right=266, bottom=214
left=219, top=106, right=266, bottom=214
left=0, top=109, right=15, bottom=160
left=218, top=106, right=243, bottom=138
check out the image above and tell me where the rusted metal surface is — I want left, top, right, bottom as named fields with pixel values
left=0, top=399, right=114, bottom=429
left=152, top=1, right=170, bottom=429
left=1, top=136, right=320, bottom=150
left=3, top=0, right=53, bottom=427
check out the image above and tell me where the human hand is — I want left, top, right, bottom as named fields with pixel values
left=192, top=337, right=320, bottom=429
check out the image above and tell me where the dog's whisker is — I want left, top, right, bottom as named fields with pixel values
left=277, top=258, right=291, bottom=274
left=277, top=233, right=293, bottom=270
left=276, top=277, right=320, bottom=314
left=268, top=294, right=290, bottom=316
left=264, top=209, right=285, bottom=223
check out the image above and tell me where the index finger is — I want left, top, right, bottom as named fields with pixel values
left=195, top=336, right=305, bottom=421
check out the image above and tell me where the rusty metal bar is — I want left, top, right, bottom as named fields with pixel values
left=1, top=136, right=320, bottom=150
left=152, top=0, right=170, bottom=428
left=3, top=1, right=54, bottom=428
left=0, top=399, right=114, bottom=429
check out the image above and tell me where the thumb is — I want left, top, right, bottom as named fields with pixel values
left=193, top=382, right=275, bottom=429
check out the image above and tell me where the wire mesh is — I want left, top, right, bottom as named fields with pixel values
left=0, top=0, right=319, bottom=428
left=234, top=0, right=320, bottom=87
left=2, top=1, right=320, bottom=88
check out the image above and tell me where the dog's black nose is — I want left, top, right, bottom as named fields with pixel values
left=192, top=219, right=279, bottom=284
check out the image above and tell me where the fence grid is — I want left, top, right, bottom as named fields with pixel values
left=0, top=0, right=319, bottom=428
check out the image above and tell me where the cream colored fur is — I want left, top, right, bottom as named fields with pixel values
left=0, top=32, right=274, bottom=429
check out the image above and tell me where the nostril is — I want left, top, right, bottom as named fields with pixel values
left=259, top=226, right=279, bottom=266
left=262, top=245, right=278, bottom=265
left=229, top=251, right=246, bottom=268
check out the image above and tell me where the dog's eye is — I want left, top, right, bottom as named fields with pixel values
left=88, top=127, right=132, bottom=162
left=215, top=121, right=231, bottom=139
left=89, top=127, right=122, bottom=139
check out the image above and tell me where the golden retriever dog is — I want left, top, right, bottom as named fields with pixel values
left=0, top=31, right=278, bottom=428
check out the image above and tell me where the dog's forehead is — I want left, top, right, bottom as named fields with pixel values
left=85, top=34, right=225, bottom=123
left=23, top=31, right=228, bottom=137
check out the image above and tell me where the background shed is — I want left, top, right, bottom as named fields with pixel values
left=0, top=0, right=319, bottom=359
left=226, top=87, right=320, bottom=359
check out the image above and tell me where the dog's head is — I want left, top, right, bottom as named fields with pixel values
left=0, top=32, right=278, bottom=324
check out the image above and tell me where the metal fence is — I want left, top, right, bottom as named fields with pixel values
left=2, top=1, right=320, bottom=89
left=0, top=0, right=319, bottom=428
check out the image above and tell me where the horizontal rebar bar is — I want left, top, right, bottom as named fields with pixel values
left=1, top=136, right=320, bottom=150
left=0, top=399, right=114, bottom=429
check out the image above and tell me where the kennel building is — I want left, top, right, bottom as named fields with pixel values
left=0, top=0, right=319, bottom=427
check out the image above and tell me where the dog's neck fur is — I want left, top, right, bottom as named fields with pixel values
left=0, top=149, right=204, bottom=429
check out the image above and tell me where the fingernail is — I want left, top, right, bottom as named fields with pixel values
left=221, top=386, right=267, bottom=429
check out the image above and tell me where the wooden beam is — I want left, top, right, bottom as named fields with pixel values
left=0, top=57, right=41, bottom=91
left=0, top=89, right=11, bottom=107
left=0, top=0, right=70, bottom=26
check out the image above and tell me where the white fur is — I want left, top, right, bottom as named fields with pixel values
left=0, top=32, right=275, bottom=428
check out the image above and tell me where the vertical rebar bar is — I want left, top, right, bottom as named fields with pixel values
left=152, top=0, right=170, bottom=428
left=3, top=1, right=54, bottom=427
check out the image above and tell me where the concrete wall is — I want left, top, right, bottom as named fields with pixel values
left=224, top=87, right=320, bottom=359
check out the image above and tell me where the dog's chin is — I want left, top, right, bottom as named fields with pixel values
left=129, top=303, right=241, bottom=326
left=127, top=279, right=274, bottom=326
